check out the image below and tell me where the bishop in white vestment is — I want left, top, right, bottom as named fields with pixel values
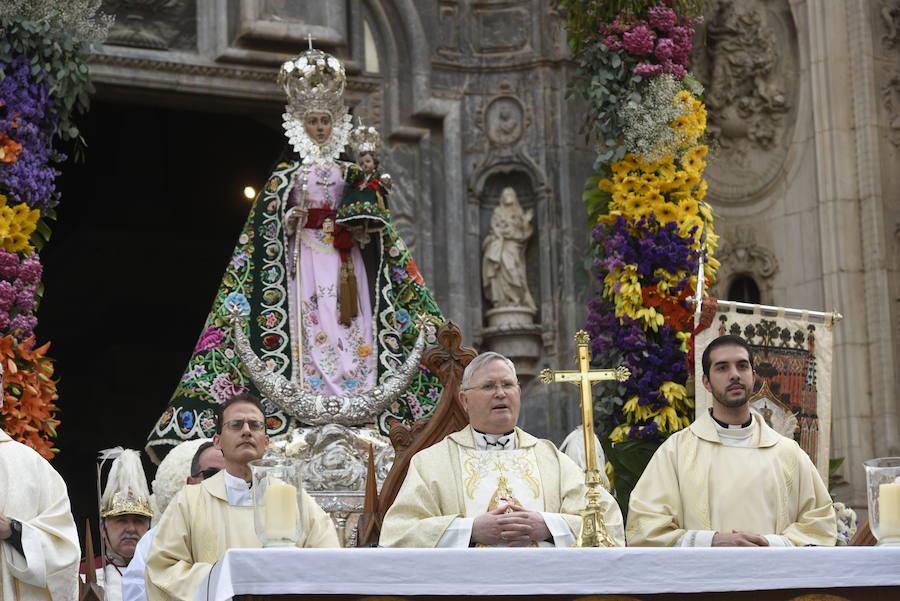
left=0, top=429, right=80, bottom=601
left=380, top=352, right=625, bottom=548
left=627, top=335, right=836, bottom=547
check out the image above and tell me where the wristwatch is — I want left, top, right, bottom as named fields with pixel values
left=9, top=518, right=21, bottom=539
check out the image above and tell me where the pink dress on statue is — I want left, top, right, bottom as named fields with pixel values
left=286, top=161, right=377, bottom=395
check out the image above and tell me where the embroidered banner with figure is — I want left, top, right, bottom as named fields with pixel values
left=693, top=302, right=840, bottom=481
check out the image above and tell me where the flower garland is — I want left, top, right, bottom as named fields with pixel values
left=0, top=5, right=109, bottom=457
left=563, top=2, right=718, bottom=455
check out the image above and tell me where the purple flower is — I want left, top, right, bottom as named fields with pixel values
left=0, top=251, right=19, bottom=280
left=17, top=255, right=42, bottom=285
left=648, top=6, right=677, bottom=32
left=10, top=313, right=37, bottom=338
left=622, top=25, right=656, bottom=56
left=0, top=281, right=15, bottom=312
left=14, top=292, right=35, bottom=313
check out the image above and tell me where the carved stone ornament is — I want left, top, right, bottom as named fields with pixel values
left=716, top=226, right=779, bottom=279
left=485, top=96, right=526, bottom=147
left=695, top=0, right=798, bottom=203
left=103, top=0, right=194, bottom=50
left=231, top=312, right=432, bottom=426
left=882, top=0, right=900, bottom=50
left=882, top=71, right=900, bottom=147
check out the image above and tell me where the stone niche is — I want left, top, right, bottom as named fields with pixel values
left=478, top=170, right=543, bottom=377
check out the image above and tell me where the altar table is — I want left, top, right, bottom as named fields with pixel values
left=194, top=547, right=900, bottom=601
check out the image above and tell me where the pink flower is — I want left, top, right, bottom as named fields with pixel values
left=194, top=326, right=225, bottom=352
left=634, top=63, right=663, bottom=77
left=670, top=26, right=694, bottom=63
left=603, top=35, right=622, bottom=51
left=622, top=25, right=655, bottom=56
left=14, top=289, right=35, bottom=313
left=654, top=37, right=675, bottom=61
left=648, top=6, right=677, bottom=32
left=210, top=373, right=249, bottom=404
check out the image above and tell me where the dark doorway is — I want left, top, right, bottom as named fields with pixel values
left=40, top=98, right=285, bottom=552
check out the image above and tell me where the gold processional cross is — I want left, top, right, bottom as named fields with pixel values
left=539, top=330, right=631, bottom=547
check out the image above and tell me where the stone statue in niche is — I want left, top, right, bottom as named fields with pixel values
left=482, top=187, right=536, bottom=313
left=704, top=0, right=788, bottom=159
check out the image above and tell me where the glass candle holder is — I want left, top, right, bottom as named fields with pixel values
left=250, top=457, right=304, bottom=548
left=863, top=457, right=900, bottom=546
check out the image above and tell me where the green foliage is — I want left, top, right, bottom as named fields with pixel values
left=582, top=169, right=612, bottom=225
left=600, top=436, right=663, bottom=521
left=0, top=9, right=107, bottom=147
left=568, top=42, right=642, bottom=166
left=828, top=456, right=847, bottom=495
left=555, top=0, right=705, bottom=55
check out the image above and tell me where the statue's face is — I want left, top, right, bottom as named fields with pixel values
left=304, top=111, right=333, bottom=145
left=359, top=153, right=377, bottom=174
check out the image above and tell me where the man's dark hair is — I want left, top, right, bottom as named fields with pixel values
left=190, top=441, right=216, bottom=477
left=701, top=334, right=755, bottom=378
left=214, top=392, right=266, bottom=434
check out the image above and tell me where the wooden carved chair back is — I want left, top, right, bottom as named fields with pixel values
left=357, top=320, right=476, bottom=546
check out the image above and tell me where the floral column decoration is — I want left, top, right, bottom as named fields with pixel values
left=561, top=0, right=719, bottom=509
left=0, top=3, right=110, bottom=458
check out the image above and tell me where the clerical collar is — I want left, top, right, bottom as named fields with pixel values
left=473, top=428, right=517, bottom=451
left=710, top=411, right=752, bottom=429
left=223, top=470, right=254, bottom=506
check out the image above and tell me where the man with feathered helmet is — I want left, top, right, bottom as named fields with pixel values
left=88, top=449, right=153, bottom=601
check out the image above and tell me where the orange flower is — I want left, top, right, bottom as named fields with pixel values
left=357, top=344, right=371, bottom=358
left=0, top=336, right=60, bottom=459
left=405, top=260, right=425, bottom=285
left=0, top=133, right=22, bottom=163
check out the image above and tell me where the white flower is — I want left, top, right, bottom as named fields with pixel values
left=327, top=57, right=340, bottom=71
left=296, top=57, right=307, bottom=69
left=303, top=65, right=314, bottom=76
left=282, top=60, right=295, bottom=73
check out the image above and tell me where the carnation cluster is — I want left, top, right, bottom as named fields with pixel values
left=600, top=5, right=697, bottom=79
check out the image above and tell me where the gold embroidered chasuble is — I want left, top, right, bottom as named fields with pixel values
left=380, top=426, right=625, bottom=548
left=145, top=471, right=339, bottom=601
left=626, top=410, right=837, bottom=547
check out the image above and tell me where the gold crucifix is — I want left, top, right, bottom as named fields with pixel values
left=539, top=329, right=630, bottom=547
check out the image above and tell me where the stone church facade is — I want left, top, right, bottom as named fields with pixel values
left=89, top=0, right=900, bottom=509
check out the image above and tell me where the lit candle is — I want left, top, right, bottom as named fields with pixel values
left=880, top=477, right=900, bottom=540
left=263, top=478, right=299, bottom=542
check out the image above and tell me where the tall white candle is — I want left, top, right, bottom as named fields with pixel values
left=880, top=478, right=900, bottom=539
left=263, top=478, right=299, bottom=542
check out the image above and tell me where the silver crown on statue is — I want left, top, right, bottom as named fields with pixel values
left=349, top=123, right=381, bottom=155
left=278, top=48, right=346, bottom=118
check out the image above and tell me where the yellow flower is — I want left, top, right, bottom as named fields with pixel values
left=653, top=202, right=683, bottom=224
left=677, top=197, right=699, bottom=216
left=599, top=178, right=614, bottom=193
left=698, top=200, right=714, bottom=222
left=695, top=179, right=709, bottom=201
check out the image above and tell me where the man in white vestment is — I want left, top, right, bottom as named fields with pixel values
left=0, top=387, right=79, bottom=601
left=89, top=449, right=153, bottom=601
left=380, top=351, right=625, bottom=548
left=146, top=393, right=340, bottom=601
left=122, top=440, right=224, bottom=601
left=627, top=334, right=837, bottom=547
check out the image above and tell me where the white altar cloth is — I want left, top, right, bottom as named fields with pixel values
left=194, top=546, right=900, bottom=600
